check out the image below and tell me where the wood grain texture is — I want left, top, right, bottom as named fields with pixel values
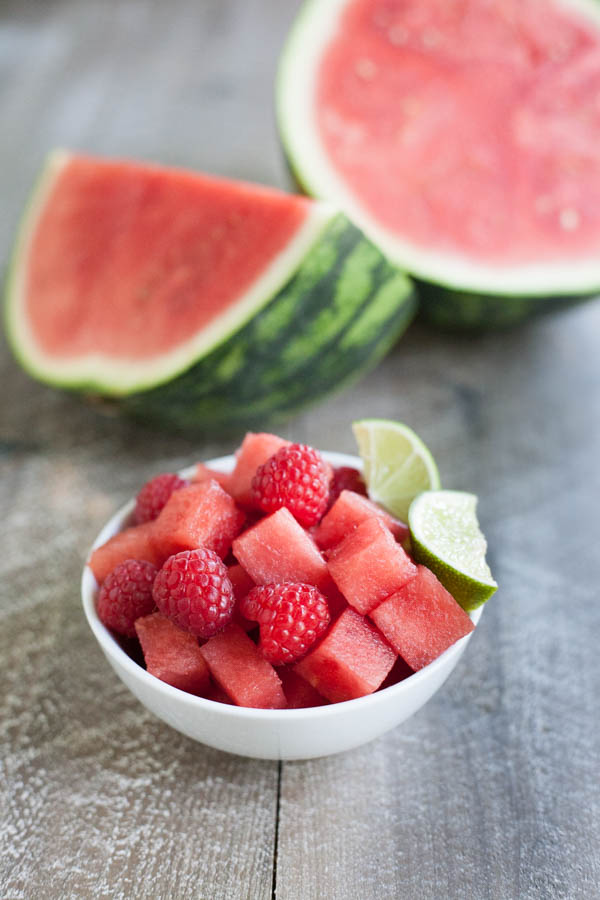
left=0, top=421, right=280, bottom=900
left=1, top=0, right=600, bottom=898
left=276, top=309, right=600, bottom=900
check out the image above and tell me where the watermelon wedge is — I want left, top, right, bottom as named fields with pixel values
left=277, top=0, right=600, bottom=326
left=5, top=152, right=416, bottom=429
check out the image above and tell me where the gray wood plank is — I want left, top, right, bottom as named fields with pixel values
left=1, top=0, right=600, bottom=898
left=0, top=399, right=281, bottom=900
left=0, top=1, right=304, bottom=897
left=0, top=0, right=302, bottom=269
left=276, top=306, right=600, bottom=900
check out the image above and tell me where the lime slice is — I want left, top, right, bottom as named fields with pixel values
left=408, top=490, right=497, bottom=611
left=352, top=418, right=441, bottom=522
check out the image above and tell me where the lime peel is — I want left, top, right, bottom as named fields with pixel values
left=409, top=489, right=497, bottom=611
left=352, top=418, right=441, bottom=522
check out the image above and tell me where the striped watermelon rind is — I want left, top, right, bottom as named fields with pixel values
left=276, top=0, right=600, bottom=329
left=416, top=282, right=597, bottom=331
left=4, top=154, right=416, bottom=431
left=121, top=214, right=417, bottom=431
left=5, top=151, right=343, bottom=397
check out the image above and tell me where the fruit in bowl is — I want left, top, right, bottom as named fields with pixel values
left=82, top=421, right=497, bottom=759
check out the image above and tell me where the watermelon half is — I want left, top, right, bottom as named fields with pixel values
left=277, top=0, right=600, bottom=327
left=4, top=152, right=416, bottom=431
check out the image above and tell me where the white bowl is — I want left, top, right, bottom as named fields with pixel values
left=82, top=452, right=482, bottom=760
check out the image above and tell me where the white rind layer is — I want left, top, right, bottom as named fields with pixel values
left=5, top=150, right=338, bottom=395
left=277, top=0, right=600, bottom=297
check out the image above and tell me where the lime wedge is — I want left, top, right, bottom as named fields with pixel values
left=352, top=418, right=441, bottom=522
left=408, top=490, right=497, bottom=611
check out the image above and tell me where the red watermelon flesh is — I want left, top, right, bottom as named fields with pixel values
left=88, top=521, right=161, bottom=584
left=277, top=667, right=329, bottom=708
left=370, top=565, right=474, bottom=670
left=315, top=488, right=409, bottom=550
left=25, top=155, right=312, bottom=360
left=232, top=507, right=329, bottom=590
left=228, top=563, right=257, bottom=632
left=193, top=464, right=232, bottom=493
left=228, top=432, right=291, bottom=508
left=134, top=612, right=210, bottom=695
left=150, top=479, right=245, bottom=562
left=199, top=624, right=286, bottom=709
left=228, top=562, right=256, bottom=601
left=379, top=654, right=415, bottom=689
left=322, top=583, right=348, bottom=621
left=294, top=607, right=396, bottom=702
left=327, top=516, right=417, bottom=615
left=203, top=681, right=235, bottom=705
left=316, top=0, right=600, bottom=265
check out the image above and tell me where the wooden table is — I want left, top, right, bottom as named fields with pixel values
left=1, top=2, right=599, bottom=897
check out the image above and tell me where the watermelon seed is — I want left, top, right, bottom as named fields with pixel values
left=559, top=208, right=580, bottom=231
left=388, top=25, right=408, bottom=46
left=355, top=58, right=377, bottom=80
left=421, top=28, right=440, bottom=49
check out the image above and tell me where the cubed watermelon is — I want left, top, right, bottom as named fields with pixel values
left=232, top=507, right=329, bottom=589
left=315, top=489, right=409, bottom=550
left=151, top=480, right=245, bottom=562
left=327, top=517, right=417, bottom=615
left=134, top=612, right=210, bottom=694
left=89, top=521, right=161, bottom=584
left=370, top=565, right=475, bottom=670
left=277, top=667, right=329, bottom=708
left=203, top=681, right=235, bottom=705
left=323, top=584, right=348, bottom=621
left=228, top=432, right=290, bottom=507
left=228, top=563, right=256, bottom=632
left=227, top=562, right=255, bottom=600
left=379, top=655, right=414, bottom=689
left=193, top=463, right=232, bottom=493
left=294, top=607, right=396, bottom=703
left=199, top=624, right=286, bottom=708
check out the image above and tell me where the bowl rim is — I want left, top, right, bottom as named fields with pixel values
left=82, top=451, right=482, bottom=720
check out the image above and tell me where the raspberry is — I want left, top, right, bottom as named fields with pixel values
left=328, top=466, right=367, bottom=508
left=251, top=443, right=330, bottom=527
left=96, top=559, right=157, bottom=637
left=134, top=473, right=188, bottom=524
left=152, top=549, right=235, bottom=639
left=240, top=582, right=330, bottom=665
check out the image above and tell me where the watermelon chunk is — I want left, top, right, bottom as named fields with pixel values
left=88, top=521, right=161, bottom=584
left=370, top=566, right=475, bottom=671
left=134, top=612, right=210, bottom=695
left=277, top=667, right=329, bottom=709
left=203, top=681, right=235, bottom=705
left=294, top=607, right=396, bottom=703
left=228, top=562, right=255, bottom=601
left=315, top=489, right=409, bottom=550
left=228, top=432, right=290, bottom=507
left=379, top=655, right=415, bottom=690
left=199, top=624, right=286, bottom=709
left=193, top=464, right=232, bottom=493
left=228, top=563, right=256, bottom=632
left=323, top=584, right=348, bottom=621
left=150, top=480, right=245, bottom=562
left=327, top=517, right=417, bottom=615
left=232, top=507, right=329, bottom=590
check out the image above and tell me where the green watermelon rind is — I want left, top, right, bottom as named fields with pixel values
left=4, top=151, right=345, bottom=397
left=121, top=214, right=417, bottom=432
left=416, top=281, right=598, bottom=331
left=275, top=0, right=600, bottom=327
left=4, top=153, right=417, bottom=430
